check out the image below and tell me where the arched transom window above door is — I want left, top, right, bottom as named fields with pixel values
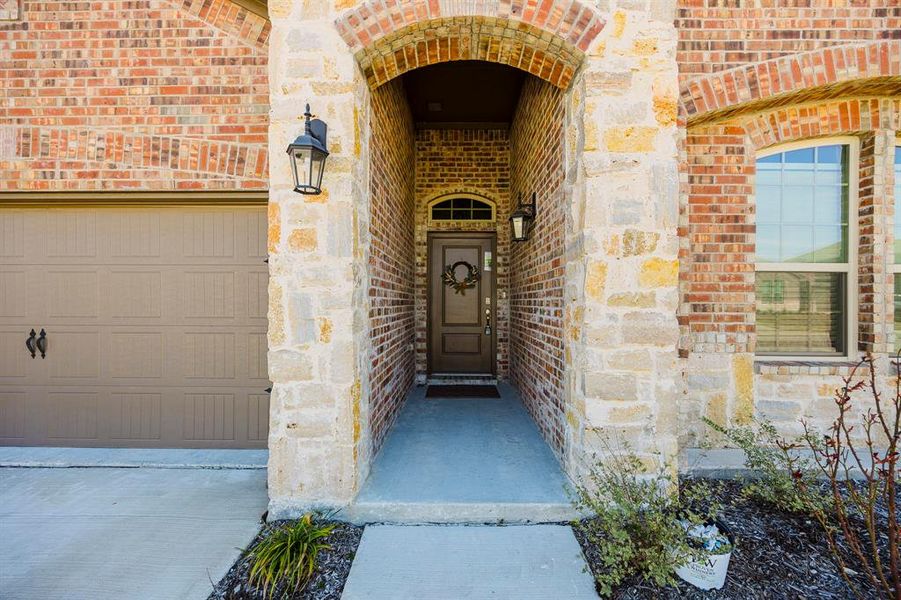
left=428, top=196, right=496, bottom=225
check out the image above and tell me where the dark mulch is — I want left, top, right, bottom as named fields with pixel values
left=425, top=384, right=500, bottom=398
left=573, top=479, right=886, bottom=599
left=208, top=520, right=363, bottom=600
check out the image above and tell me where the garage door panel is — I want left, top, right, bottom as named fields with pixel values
left=247, top=271, right=268, bottom=319
left=47, top=270, right=100, bottom=319
left=0, top=330, right=29, bottom=379
left=109, top=270, right=163, bottom=319
left=109, top=332, right=164, bottom=379
left=183, top=392, right=236, bottom=442
left=177, top=268, right=268, bottom=324
left=0, top=391, right=26, bottom=440
left=243, top=210, right=269, bottom=259
left=106, top=210, right=162, bottom=259
left=46, top=390, right=100, bottom=440
left=183, top=270, right=236, bottom=319
left=4, top=386, right=269, bottom=447
left=182, top=211, right=236, bottom=259
left=47, top=330, right=101, bottom=379
left=184, top=332, right=236, bottom=380
left=0, top=271, right=27, bottom=319
left=0, top=269, right=48, bottom=325
left=107, top=392, right=162, bottom=441
left=0, top=206, right=268, bottom=449
left=247, top=393, right=269, bottom=442
left=44, top=210, right=99, bottom=259
left=0, top=211, right=26, bottom=260
left=247, top=333, right=268, bottom=381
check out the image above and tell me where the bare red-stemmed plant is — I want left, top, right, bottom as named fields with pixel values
left=794, top=355, right=899, bottom=600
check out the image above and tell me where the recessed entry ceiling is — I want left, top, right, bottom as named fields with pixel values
left=402, top=61, right=526, bottom=129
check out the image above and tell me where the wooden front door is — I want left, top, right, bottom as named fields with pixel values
left=428, top=233, right=496, bottom=375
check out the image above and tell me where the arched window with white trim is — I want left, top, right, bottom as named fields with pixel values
left=755, top=138, right=858, bottom=357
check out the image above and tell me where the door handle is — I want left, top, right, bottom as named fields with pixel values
left=36, top=329, right=47, bottom=359
left=484, top=308, right=492, bottom=336
left=25, top=329, right=36, bottom=359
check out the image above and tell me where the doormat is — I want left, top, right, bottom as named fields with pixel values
left=425, top=385, right=500, bottom=398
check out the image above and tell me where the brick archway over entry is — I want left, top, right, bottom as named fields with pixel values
left=680, top=40, right=901, bottom=125
left=334, top=1, right=606, bottom=89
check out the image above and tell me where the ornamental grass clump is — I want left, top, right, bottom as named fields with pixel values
left=573, top=435, right=721, bottom=597
left=246, top=513, right=335, bottom=599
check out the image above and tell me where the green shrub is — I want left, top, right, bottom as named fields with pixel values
left=703, top=417, right=831, bottom=515
left=247, top=513, right=336, bottom=598
left=573, top=435, right=721, bottom=597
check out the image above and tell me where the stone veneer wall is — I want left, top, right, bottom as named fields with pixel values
left=509, top=77, right=567, bottom=458
left=267, top=0, right=682, bottom=512
left=0, top=0, right=269, bottom=190
left=413, top=128, right=511, bottom=381
left=368, top=78, right=415, bottom=455
left=560, top=1, right=683, bottom=478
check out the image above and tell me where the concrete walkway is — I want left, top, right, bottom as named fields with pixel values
left=0, top=447, right=267, bottom=469
left=341, top=525, right=599, bottom=599
left=346, top=383, right=577, bottom=523
left=0, top=466, right=267, bottom=600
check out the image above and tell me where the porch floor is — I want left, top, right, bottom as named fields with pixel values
left=344, top=382, right=578, bottom=524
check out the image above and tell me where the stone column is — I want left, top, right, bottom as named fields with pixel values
left=266, top=0, right=370, bottom=517
left=564, top=1, right=683, bottom=476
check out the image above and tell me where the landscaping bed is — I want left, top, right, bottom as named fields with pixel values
left=208, top=519, right=363, bottom=600
left=573, top=479, right=883, bottom=599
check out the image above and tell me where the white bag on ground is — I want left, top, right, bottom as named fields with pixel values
left=675, top=521, right=734, bottom=591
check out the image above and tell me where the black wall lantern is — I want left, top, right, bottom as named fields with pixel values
left=287, top=104, right=329, bottom=195
left=509, top=192, right=537, bottom=242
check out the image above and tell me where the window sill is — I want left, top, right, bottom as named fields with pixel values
left=754, top=358, right=868, bottom=376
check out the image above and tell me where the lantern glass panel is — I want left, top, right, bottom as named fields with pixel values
left=511, top=214, right=525, bottom=241
left=311, top=150, right=326, bottom=192
left=292, top=147, right=313, bottom=192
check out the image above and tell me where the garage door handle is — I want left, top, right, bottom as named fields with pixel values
left=25, top=329, right=37, bottom=359
left=36, top=329, right=47, bottom=359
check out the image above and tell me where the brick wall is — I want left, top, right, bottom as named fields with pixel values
left=857, top=128, right=897, bottom=355
left=676, top=0, right=900, bottom=81
left=369, top=78, right=416, bottom=453
left=679, top=125, right=755, bottom=355
left=509, top=76, right=566, bottom=457
left=678, top=1, right=900, bottom=358
left=334, top=1, right=605, bottom=90
left=414, top=128, right=511, bottom=380
left=676, top=1, right=901, bottom=449
left=681, top=99, right=901, bottom=355
left=0, top=0, right=269, bottom=191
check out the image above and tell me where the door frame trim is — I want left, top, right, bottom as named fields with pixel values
left=426, top=231, right=497, bottom=376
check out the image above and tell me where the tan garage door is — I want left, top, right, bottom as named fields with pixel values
left=0, top=206, right=270, bottom=448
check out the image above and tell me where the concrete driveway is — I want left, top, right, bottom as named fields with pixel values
left=0, top=466, right=267, bottom=600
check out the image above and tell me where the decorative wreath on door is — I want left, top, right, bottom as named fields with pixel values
left=442, top=261, right=480, bottom=295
